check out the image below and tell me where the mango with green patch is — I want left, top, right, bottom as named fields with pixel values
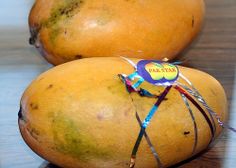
left=19, top=57, right=227, bottom=168
left=29, top=0, right=205, bottom=65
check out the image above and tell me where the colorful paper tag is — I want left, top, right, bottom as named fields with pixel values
left=137, top=60, right=179, bottom=85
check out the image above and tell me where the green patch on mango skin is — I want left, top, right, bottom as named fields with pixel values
left=95, top=6, right=114, bottom=26
left=49, top=112, right=112, bottom=161
left=48, top=25, right=62, bottom=43
left=48, top=0, right=84, bottom=43
left=36, top=0, right=85, bottom=43
left=47, top=0, right=83, bottom=24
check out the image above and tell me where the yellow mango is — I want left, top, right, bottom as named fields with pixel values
left=29, top=0, right=205, bottom=65
left=18, top=57, right=227, bottom=168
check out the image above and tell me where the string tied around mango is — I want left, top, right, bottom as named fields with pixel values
left=118, top=57, right=236, bottom=168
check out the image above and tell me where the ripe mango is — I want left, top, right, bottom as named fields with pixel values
left=29, top=0, right=205, bottom=65
left=18, top=57, right=227, bottom=168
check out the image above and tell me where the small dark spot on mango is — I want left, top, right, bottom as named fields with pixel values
left=64, top=29, right=67, bottom=35
left=30, top=103, right=39, bottom=110
left=192, top=15, right=195, bottom=28
left=75, top=55, right=83, bottom=59
left=47, top=84, right=54, bottom=89
left=184, top=131, right=190, bottom=135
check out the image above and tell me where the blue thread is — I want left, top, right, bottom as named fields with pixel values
left=132, top=78, right=144, bottom=89
left=142, top=105, right=158, bottom=128
left=127, top=71, right=145, bottom=90
left=128, top=72, right=138, bottom=80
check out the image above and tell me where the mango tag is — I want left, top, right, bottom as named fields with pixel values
left=137, top=60, right=179, bottom=85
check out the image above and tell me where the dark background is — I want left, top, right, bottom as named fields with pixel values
left=0, top=0, right=236, bottom=167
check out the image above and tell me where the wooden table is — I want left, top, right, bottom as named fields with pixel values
left=0, top=0, right=236, bottom=167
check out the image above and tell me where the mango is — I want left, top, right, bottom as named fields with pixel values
left=29, top=0, right=205, bottom=65
left=18, top=57, right=227, bottom=168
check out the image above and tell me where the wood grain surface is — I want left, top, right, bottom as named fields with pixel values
left=0, top=0, right=236, bottom=168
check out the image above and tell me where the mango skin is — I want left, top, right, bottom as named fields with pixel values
left=19, top=57, right=227, bottom=168
left=29, top=0, right=205, bottom=65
